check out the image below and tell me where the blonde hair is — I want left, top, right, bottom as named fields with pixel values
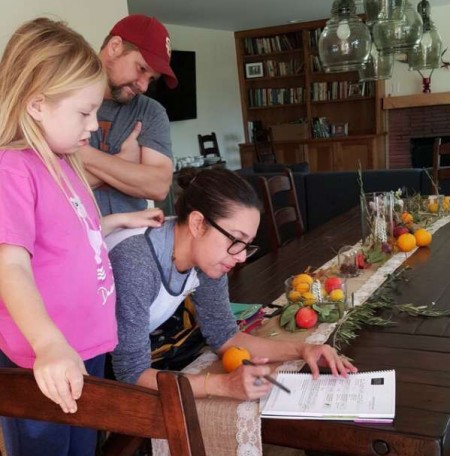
left=0, top=17, right=105, bottom=196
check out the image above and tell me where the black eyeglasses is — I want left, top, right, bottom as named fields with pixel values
left=205, top=218, right=260, bottom=259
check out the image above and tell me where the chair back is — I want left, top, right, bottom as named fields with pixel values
left=0, top=368, right=205, bottom=456
left=432, top=137, right=450, bottom=192
left=258, top=168, right=304, bottom=251
left=198, top=132, right=220, bottom=157
left=254, top=128, right=276, bottom=164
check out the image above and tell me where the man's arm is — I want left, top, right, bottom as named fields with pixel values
left=79, top=144, right=172, bottom=201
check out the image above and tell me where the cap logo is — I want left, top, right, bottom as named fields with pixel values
left=166, top=37, right=172, bottom=58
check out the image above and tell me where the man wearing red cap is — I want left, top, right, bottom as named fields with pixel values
left=79, top=15, right=178, bottom=215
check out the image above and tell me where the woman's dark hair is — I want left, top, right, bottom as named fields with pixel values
left=175, top=167, right=261, bottom=223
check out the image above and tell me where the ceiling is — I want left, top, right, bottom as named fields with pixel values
left=127, top=0, right=450, bottom=32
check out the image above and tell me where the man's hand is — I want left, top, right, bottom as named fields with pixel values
left=116, top=121, right=142, bottom=164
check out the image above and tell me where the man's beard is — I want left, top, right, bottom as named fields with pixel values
left=109, top=81, right=139, bottom=104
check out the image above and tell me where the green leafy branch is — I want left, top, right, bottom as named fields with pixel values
left=396, top=303, right=450, bottom=317
left=332, top=295, right=394, bottom=351
left=331, top=267, right=450, bottom=351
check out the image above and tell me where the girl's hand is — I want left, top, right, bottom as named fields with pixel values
left=215, top=357, right=273, bottom=401
left=121, top=208, right=165, bottom=229
left=101, top=208, right=165, bottom=236
left=300, top=343, right=358, bottom=379
left=33, top=342, right=88, bottom=414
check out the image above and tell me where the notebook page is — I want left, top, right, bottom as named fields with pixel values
left=261, top=370, right=395, bottom=419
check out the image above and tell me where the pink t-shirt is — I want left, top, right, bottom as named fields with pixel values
left=0, top=149, right=117, bottom=367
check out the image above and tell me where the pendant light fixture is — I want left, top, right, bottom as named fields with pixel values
left=372, top=0, right=423, bottom=54
left=318, top=0, right=372, bottom=73
left=408, top=0, right=442, bottom=71
left=359, top=37, right=394, bottom=81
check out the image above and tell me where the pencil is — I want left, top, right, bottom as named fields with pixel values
left=242, top=359, right=291, bottom=394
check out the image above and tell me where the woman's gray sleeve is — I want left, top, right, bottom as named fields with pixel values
left=109, top=238, right=159, bottom=384
left=191, top=272, right=238, bottom=351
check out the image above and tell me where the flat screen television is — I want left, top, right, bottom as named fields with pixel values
left=145, top=50, right=197, bottom=122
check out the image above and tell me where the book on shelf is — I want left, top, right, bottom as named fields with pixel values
left=311, top=117, right=331, bottom=138
left=260, top=369, right=396, bottom=423
left=243, top=32, right=301, bottom=55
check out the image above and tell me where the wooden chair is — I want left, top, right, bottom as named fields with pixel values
left=198, top=132, right=220, bottom=157
left=258, top=168, right=305, bottom=251
left=0, top=368, right=205, bottom=456
left=432, top=137, right=450, bottom=192
left=254, top=128, right=276, bottom=164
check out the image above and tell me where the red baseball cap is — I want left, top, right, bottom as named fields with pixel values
left=110, top=15, right=178, bottom=89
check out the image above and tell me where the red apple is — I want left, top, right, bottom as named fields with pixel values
left=324, top=276, right=342, bottom=294
left=393, top=225, right=409, bottom=238
left=295, top=307, right=318, bottom=329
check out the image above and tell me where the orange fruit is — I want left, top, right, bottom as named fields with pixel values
left=292, top=273, right=313, bottom=286
left=222, top=346, right=251, bottom=373
left=301, top=292, right=316, bottom=306
left=329, top=289, right=345, bottom=302
left=294, top=282, right=310, bottom=293
left=428, top=202, right=439, bottom=213
left=288, top=290, right=302, bottom=302
left=414, top=228, right=432, bottom=247
left=396, top=233, right=417, bottom=252
left=401, top=212, right=413, bottom=224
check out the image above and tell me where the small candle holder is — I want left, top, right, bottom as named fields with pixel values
left=338, top=245, right=359, bottom=277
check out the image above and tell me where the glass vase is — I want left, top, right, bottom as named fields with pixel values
left=361, top=192, right=395, bottom=247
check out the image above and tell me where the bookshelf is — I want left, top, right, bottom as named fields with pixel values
left=234, top=20, right=385, bottom=171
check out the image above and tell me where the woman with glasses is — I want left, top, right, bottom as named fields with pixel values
left=106, top=167, right=356, bottom=400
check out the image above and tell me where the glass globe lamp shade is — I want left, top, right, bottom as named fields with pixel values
left=359, top=44, right=394, bottom=81
left=372, top=1, right=423, bottom=54
left=319, top=0, right=372, bottom=73
left=408, top=28, right=442, bottom=70
left=408, top=0, right=442, bottom=71
left=365, top=0, right=406, bottom=24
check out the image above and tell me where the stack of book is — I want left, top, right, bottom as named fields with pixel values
left=311, top=117, right=331, bottom=138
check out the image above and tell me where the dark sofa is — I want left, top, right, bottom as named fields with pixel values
left=236, top=164, right=435, bottom=257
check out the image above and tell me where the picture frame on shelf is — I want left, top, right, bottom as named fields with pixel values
left=245, top=62, right=264, bottom=79
left=348, top=82, right=366, bottom=98
left=331, top=122, right=348, bottom=137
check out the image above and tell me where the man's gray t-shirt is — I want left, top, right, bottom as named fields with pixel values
left=108, top=219, right=239, bottom=384
left=90, top=94, right=173, bottom=215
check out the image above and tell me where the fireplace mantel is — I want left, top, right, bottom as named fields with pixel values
left=383, top=92, right=450, bottom=110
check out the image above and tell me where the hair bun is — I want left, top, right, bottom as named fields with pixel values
left=176, top=167, right=198, bottom=190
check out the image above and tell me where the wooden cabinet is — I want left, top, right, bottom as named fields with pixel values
left=239, top=136, right=382, bottom=172
left=234, top=20, right=385, bottom=171
left=306, top=136, right=377, bottom=171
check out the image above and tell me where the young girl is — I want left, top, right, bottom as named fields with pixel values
left=107, top=168, right=357, bottom=401
left=0, top=18, right=163, bottom=456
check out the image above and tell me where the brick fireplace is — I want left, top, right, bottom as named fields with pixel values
left=385, top=93, right=450, bottom=169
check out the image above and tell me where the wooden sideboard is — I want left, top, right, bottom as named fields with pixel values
left=239, top=134, right=385, bottom=171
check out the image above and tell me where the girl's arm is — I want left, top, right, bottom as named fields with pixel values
left=101, top=207, right=164, bottom=236
left=0, top=244, right=87, bottom=413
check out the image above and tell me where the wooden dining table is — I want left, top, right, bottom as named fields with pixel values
left=228, top=208, right=450, bottom=456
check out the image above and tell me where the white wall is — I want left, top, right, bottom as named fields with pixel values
left=165, top=24, right=244, bottom=170
left=385, top=4, right=450, bottom=96
left=0, top=0, right=128, bottom=56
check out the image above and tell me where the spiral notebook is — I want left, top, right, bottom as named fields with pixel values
left=260, top=369, right=395, bottom=423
